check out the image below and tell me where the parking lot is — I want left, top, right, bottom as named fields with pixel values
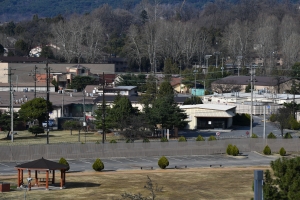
left=0, top=152, right=278, bottom=175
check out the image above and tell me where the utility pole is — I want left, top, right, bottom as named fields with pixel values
left=221, top=57, right=224, bottom=77
left=179, top=62, right=182, bottom=94
left=11, top=86, right=14, bottom=142
left=83, top=89, right=87, bottom=143
left=29, top=65, right=38, bottom=98
left=249, top=65, right=257, bottom=138
left=45, top=60, right=50, bottom=144
left=102, top=72, right=106, bottom=143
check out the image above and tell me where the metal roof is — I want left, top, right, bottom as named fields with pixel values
left=180, top=104, right=236, bottom=111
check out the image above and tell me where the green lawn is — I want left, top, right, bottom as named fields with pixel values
left=0, top=130, right=121, bottom=146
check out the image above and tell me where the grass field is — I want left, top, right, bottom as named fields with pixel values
left=0, top=130, right=122, bottom=146
left=0, top=167, right=269, bottom=200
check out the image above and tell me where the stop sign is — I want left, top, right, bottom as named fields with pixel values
left=216, top=132, right=220, bottom=136
left=246, top=131, right=249, bottom=135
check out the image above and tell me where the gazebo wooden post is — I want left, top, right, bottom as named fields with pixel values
left=63, top=170, right=66, bottom=187
left=28, top=170, right=31, bottom=191
left=60, top=170, right=63, bottom=189
left=46, top=170, right=49, bottom=190
left=21, top=170, right=23, bottom=185
left=52, top=170, right=55, bottom=184
left=35, top=170, right=38, bottom=186
left=17, top=169, right=21, bottom=187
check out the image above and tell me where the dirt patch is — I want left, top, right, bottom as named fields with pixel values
left=0, top=166, right=269, bottom=200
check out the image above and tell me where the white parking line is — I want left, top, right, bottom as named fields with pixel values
left=109, top=159, right=123, bottom=163
left=80, top=160, right=91, bottom=164
left=0, top=163, right=9, bottom=167
left=169, top=158, right=182, bottom=161
left=125, top=158, right=138, bottom=163
left=138, top=158, right=153, bottom=162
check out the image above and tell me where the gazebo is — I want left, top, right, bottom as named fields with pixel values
left=15, top=157, right=68, bottom=190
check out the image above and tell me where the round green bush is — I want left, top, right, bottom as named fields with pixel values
left=126, top=139, right=133, bottom=143
left=58, top=157, right=70, bottom=171
left=267, top=132, right=276, bottom=139
left=158, top=156, right=169, bottom=169
left=160, top=137, right=168, bottom=142
left=226, top=144, right=233, bottom=155
left=232, top=145, right=239, bottom=156
left=279, top=147, right=286, bottom=156
left=208, top=135, right=217, bottom=141
left=143, top=138, right=150, bottom=143
left=178, top=136, right=187, bottom=142
left=196, top=135, right=205, bottom=141
left=93, top=158, right=104, bottom=171
left=110, top=139, right=117, bottom=143
left=284, top=132, right=293, bottom=139
left=263, top=145, right=272, bottom=155
left=251, top=133, right=258, bottom=138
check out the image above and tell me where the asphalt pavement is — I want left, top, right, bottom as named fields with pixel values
left=0, top=152, right=278, bottom=176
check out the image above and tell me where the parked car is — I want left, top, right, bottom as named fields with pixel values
left=42, top=119, right=55, bottom=127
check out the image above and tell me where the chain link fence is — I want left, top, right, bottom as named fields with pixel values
left=0, top=138, right=299, bottom=162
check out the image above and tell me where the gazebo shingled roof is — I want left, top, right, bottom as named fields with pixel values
left=15, top=157, right=68, bottom=170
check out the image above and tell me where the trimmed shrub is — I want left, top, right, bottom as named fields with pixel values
left=208, top=135, right=217, bottom=141
left=251, top=133, right=258, bottom=138
left=126, top=139, right=133, bottom=143
left=226, top=144, right=233, bottom=155
left=110, top=139, right=117, bottom=143
left=196, top=135, right=205, bottom=141
left=263, top=145, right=271, bottom=155
left=269, top=114, right=277, bottom=122
left=232, top=145, right=239, bottom=156
left=284, top=132, right=293, bottom=139
left=178, top=136, right=187, bottom=142
left=28, top=125, right=45, bottom=136
left=93, top=158, right=104, bottom=171
left=279, top=147, right=286, bottom=156
left=158, top=156, right=169, bottom=169
left=95, top=140, right=100, bottom=144
left=143, top=138, right=150, bottom=143
left=267, top=132, right=276, bottom=139
left=58, top=157, right=70, bottom=171
left=160, top=137, right=168, bottom=142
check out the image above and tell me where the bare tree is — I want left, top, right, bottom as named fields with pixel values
left=253, top=14, right=279, bottom=75
left=273, top=107, right=291, bottom=137
left=211, top=80, right=242, bottom=94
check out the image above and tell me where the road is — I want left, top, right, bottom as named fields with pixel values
left=0, top=152, right=278, bottom=175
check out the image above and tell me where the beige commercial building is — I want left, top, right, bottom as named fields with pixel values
left=180, top=104, right=236, bottom=130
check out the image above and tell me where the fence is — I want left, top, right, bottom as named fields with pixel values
left=0, top=138, right=299, bottom=162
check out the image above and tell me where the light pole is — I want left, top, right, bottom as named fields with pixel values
left=214, top=52, right=220, bottom=68
left=237, top=56, right=243, bottom=76
left=205, top=55, right=212, bottom=72
left=28, top=65, right=38, bottom=98
left=221, top=57, right=224, bottom=77
left=179, top=63, right=182, bottom=93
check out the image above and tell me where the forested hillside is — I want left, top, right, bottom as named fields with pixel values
left=1, top=0, right=300, bottom=90
left=0, top=0, right=211, bottom=21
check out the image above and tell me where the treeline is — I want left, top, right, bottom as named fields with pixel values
left=1, top=0, right=300, bottom=78
left=0, top=0, right=211, bottom=22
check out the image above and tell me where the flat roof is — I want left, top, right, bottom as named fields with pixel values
left=180, top=104, right=236, bottom=111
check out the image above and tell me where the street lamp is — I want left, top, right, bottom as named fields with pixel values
left=205, top=55, right=212, bottom=72
left=214, top=52, right=220, bottom=68
left=237, top=56, right=243, bottom=76
left=179, top=63, right=182, bottom=94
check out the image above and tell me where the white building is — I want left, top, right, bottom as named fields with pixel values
left=180, top=104, right=236, bottom=130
